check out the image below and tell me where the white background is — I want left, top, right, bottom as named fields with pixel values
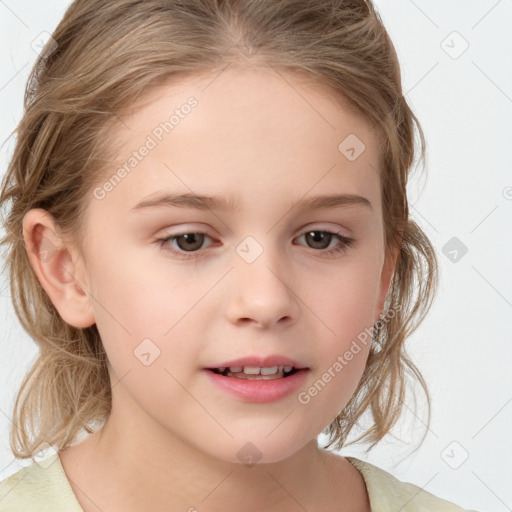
left=0, top=1, right=511, bottom=511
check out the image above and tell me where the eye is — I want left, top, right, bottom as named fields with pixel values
left=156, top=228, right=354, bottom=259
left=295, top=229, right=354, bottom=256
left=157, top=231, right=213, bottom=259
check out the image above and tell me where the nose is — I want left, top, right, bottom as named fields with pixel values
left=225, top=249, right=300, bottom=329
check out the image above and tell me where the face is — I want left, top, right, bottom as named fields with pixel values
left=71, top=66, right=394, bottom=464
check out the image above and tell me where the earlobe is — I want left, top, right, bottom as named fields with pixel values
left=22, top=208, right=95, bottom=328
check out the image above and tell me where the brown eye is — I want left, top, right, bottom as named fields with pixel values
left=303, top=231, right=334, bottom=249
left=157, top=231, right=212, bottom=258
left=172, top=232, right=206, bottom=252
left=295, top=229, right=354, bottom=257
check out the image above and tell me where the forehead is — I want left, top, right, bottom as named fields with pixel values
left=90, top=66, right=381, bottom=220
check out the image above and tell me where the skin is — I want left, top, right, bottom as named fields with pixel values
left=23, top=65, right=398, bottom=512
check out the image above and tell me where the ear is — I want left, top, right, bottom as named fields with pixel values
left=22, top=208, right=95, bottom=328
left=374, top=242, right=400, bottom=321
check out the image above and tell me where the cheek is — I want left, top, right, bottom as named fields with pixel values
left=299, top=254, right=381, bottom=395
left=88, top=246, right=193, bottom=333
left=305, top=254, right=383, bottom=334
left=87, top=251, right=210, bottom=381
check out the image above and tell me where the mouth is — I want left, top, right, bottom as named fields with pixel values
left=204, top=364, right=309, bottom=403
left=206, top=366, right=304, bottom=380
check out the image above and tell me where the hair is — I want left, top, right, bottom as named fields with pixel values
left=0, top=0, right=437, bottom=460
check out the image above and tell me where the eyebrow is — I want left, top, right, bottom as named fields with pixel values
left=130, top=192, right=372, bottom=213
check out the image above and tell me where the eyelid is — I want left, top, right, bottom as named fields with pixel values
left=157, top=222, right=351, bottom=242
left=156, top=223, right=354, bottom=260
left=299, top=223, right=352, bottom=237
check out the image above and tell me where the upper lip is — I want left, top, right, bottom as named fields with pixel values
left=206, top=355, right=309, bottom=370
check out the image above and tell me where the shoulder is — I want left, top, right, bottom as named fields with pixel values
left=0, top=454, right=82, bottom=512
left=346, top=456, right=481, bottom=512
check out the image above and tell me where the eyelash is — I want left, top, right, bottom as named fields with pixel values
left=156, top=229, right=354, bottom=260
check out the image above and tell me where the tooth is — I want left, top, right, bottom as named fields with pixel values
left=243, top=366, right=260, bottom=375
left=229, top=366, right=242, bottom=372
left=260, top=373, right=283, bottom=380
left=260, top=366, right=279, bottom=375
left=234, top=371, right=284, bottom=380
left=218, top=367, right=226, bottom=373
left=283, top=366, right=293, bottom=372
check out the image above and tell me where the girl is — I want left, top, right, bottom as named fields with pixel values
left=0, top=0, right=481, bottom=510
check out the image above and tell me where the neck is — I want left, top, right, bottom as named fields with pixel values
left=94, top=417, right=332, bottom=510
left=59, top=389, right=362, bottom=512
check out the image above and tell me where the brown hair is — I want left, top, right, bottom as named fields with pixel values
left=0, top=0, right=437, bottom=459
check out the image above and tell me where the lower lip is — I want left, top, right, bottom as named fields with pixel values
left=203, top=368, right=309, bottom=403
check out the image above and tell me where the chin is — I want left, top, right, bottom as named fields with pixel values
left=210, top=435, right=309, bottom=467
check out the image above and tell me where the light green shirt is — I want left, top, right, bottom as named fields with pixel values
left=0, top=453, right=480, bottom=511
